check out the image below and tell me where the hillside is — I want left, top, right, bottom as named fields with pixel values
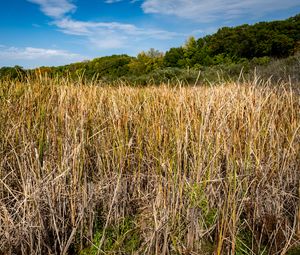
left=1, top=14, right=300, bottom=84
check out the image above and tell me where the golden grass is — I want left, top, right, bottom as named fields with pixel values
left=0, top=78, right=299, bottom=254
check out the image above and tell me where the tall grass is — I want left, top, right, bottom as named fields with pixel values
left=0, top=77, right=299, bottom=254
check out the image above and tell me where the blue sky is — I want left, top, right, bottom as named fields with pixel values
left=1, top=0, right=300, bottom=68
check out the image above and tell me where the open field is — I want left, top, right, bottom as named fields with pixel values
left=0, top=78, right=300, bottom=254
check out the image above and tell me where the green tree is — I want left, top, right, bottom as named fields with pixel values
left=164, top=47, right=185, bottom=67
left=128, top=49, right=164, bottom=75
left=183, top=36, right=198, bottom=67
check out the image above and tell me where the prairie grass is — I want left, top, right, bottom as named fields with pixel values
left=0, top=77, right=299, bottom=254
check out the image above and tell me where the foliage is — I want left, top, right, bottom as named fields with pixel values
left=0, top=65, right=26, bottom=80
left=80, top=217, right=141, bottom=255
left=0, top=14, right=300, bottom=84
left=163, top=14, right=300, bottom=69
left=127, top=48, right=164, bottom=75
left=287, top=246, right=300, bottom=255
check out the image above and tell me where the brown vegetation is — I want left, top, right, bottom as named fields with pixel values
left=0, top=77, right=299, bottom=254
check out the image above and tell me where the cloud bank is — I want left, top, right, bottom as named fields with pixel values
left=0, top=46, right=82, bottom=60
left=27, top=0, right=76, bottom=18
left=142, top=0, right=300, bottom=21
left=0, top=46, right=85, bottom=68
left=26, top=0, right=182, bottom=51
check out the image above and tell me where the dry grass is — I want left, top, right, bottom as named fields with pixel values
left=0, top=77, right=299, bottom=254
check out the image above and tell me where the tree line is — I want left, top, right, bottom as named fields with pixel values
left=1, top=14, right=299, bottom=81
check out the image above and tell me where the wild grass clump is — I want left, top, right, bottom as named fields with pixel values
left=0, top=77, right=299, bottom=254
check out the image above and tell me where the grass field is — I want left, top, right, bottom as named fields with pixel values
left=0, top=78, right=300, bottom=254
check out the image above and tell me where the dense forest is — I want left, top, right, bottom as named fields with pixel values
left=1, top=14, right=300, bottom=83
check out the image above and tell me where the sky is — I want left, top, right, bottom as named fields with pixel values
left=0, top=0, right=300, bottom=68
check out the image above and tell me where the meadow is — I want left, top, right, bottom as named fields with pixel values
left=0, top=77, right=299, bottom=254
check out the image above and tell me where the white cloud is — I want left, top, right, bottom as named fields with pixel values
left=27, top=0, right=76, bottom=18
left=53, top=18, right=138, bottom=36
left=0, top=46, right=81, bottom=60
left=26, top=0, right=182, bottom=51
left=52, top=18, right=183, bottom=50
left=142, top=0, right=300, bottom=22
left=54, top=18, right=181, bottom=38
